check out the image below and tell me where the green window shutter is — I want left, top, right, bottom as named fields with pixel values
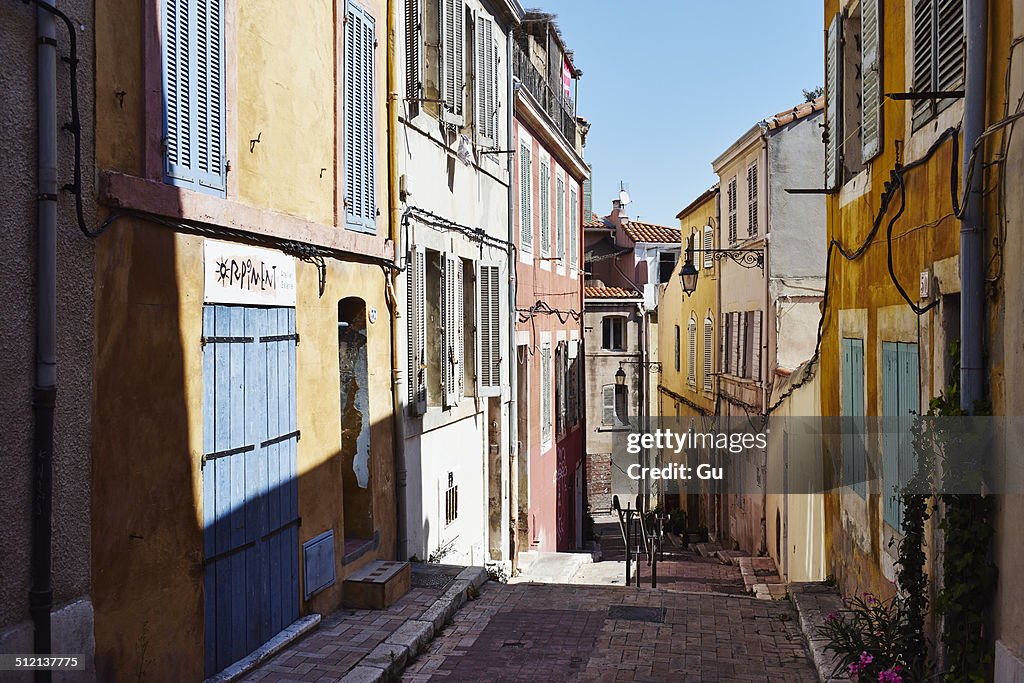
left=882, top=342, right=901, bottom=528
left=345, top=2, right=377, bottom=233
left=519, top=142, right=532, bottom=251
left=841, top=338, right=866, bottom=497
left=825, top=11, right=843, bottom=190
left=441, top=0, right=465, bottom=125
left=477, top=262, right=502, bottom=396
left=163, top=0, right=193, bottom=184
left=194, top=0, right=225, bottom=191
left=861, top=0, right=882, bottom=161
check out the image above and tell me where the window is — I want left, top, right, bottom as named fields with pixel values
left=556, top=176, right=566, bottom=265
left=405, top=0, right=422, bottom=116
left=702, top=225, right=713, bottom=269
left=602, top=384, right=628, bottom=426
left=724, top=311, right=761, bottom=379
left=746, top=161, right=758, bottom=238
left=841, top=338, right=866, bottom=497
left=344, top=1, right=377, bottom=233
left=566, top=341, right=580, bottom=428
left=474, top=14, right=498, bottom=146
left=539, top=159, right=551, bottom=258
left=440, top=0, right=465, bottom=125
left=687, top=316, right=697, bottom=387
left=659, top=251, right=677, bottom=284
left=882, top=342, right=920, bottom=529
left=162, top=0, right=225, bottom=194
left=519, top=140, right=532, bottom=252
left=407, top=247, right=427, bottom=414
left=674, top=325, right=681, bottom=372
left=703, top=316, right=714, bottom=391
left=727, top=177, right=737, bottom=244
left=911, top=0, right=964, bottom=129
left=569, top=186, right=579, bottom=271
left=477, top=262, right=502, bottom=396
left=555, top=343, right=565, bottom=436
left=602, top=316, right=626, bottom=351
left=540, top=342, right=552, bottom=446
left=444, top=471, right=458, bottom=525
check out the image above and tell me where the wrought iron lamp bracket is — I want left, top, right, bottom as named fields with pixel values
left=691, top=248, right=764, bottom=271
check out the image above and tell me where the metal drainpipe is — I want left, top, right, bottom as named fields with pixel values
left=507, top=29, right=519, bottom=567
left=960, top=0, right=987, bottom=414
left=759, top=126, right=769, bottom=556
left=385, top=0, right=408, bottom=559
left=32, top=0, right=58, bottom=673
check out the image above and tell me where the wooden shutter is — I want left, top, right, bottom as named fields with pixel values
left=602, top=385, right=615, bottom=425
left=746, top=162, right=758, bottom=237
left=405, top=0, right=422, bottom=106
left=441, top=0, right=465, bottom=125
left=687, top=318, right=697, bottom=386
left=569, top=186, right=579, bottom=270
left=195, top=0, right=224, bottom=190
left=163, top=0, right=193, bottom=183
left=345, top=2, right=376, bottom=233
left=734, top=312, right=745, bottom=378
left=477, top=262, right=502, bottom=396
left=841, top=338, right=866, bottom=496
left=911, top=0, right=934, bottom=127
left=442, top=253, right=460, bottom=407
left=456, top=261, right=465, bottom=399
left=935, top=0, right=965, bottom=93
left=751, top=310, right=762, bottom=382
left=703, top=317, right=713, bottom=391
left=727, top=177, right=738, bottom=244
left=722, top=315, right=731, bottom=375
left=881, top=342, right=900, bottom=527
left=674, top=325, right=680, bottom=372
left=702, top=225, right=713, bottom=269
left=539, top=160, right=551, bottom=257
left=825, top=12, right=843, bottom=190
left=475, top=15, right=496, bottom=145
left=408, top=248, right=427, bottom=414
left=861, top=0, right=882, bottom=160
left=519, top=142, right=532, bottom=251
left=541, top=343, right=552, bottom=444
left=556, top=177, right=566, bottom=264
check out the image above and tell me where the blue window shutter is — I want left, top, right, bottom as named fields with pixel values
left=163, top=0, right=194, bottom=183
left=841, top=338, right=866, bottom=497
left=345, top=2, right=377, bottom=233
left=195, top=0, right=225, bottom=191
left=882, top=342, right=901, bottom=528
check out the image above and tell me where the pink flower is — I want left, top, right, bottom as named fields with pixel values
left=849, top=662, right=863, bottom=675
left=878, top=669, right=903, bottom=683
left=826, top=611, right=839, bottom=622
left=859, top=651, right=874, bottom=666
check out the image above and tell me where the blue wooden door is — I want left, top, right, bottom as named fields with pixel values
left=202, top=305, right=299, bottom=675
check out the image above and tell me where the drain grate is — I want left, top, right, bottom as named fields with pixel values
left=410, top=565, right=461, bottom=591
left=607, top=605, right=665, bottom=623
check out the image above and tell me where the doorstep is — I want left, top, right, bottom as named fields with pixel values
left=240, top=564, right=489, bottom=683
left=789, top=582, right=852, bottom=682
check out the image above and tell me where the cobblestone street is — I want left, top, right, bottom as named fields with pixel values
left=402, top=582, right=816, bottom=682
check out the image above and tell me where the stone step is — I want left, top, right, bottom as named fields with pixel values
left=343, top=560, right=411, bottom=610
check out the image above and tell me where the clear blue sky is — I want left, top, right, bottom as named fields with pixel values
left=541, top=1, right=825, bottom=226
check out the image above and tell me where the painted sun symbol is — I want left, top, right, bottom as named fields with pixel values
left=216, top=258, right=230, bottom=284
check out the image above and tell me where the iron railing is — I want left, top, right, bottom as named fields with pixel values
left=513, top=41, right=577, bottom=145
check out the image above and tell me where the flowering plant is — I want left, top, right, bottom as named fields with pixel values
left=816, top=592, right=929, bottom=682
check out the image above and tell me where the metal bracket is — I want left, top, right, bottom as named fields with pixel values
left=885, top=91, right=964, bottom=100
left=690, top=248, right=765, bottom=271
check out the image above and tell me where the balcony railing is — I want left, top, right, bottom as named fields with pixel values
left=513, top=41, right=577, bottom=145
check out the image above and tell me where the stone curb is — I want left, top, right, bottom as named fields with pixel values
left=206, top=613, right=321, bottom=683
left=789, top=583, right=852, bottom=683
left=339, top=566, right=489, bottom=683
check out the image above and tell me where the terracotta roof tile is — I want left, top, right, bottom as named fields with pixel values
left=622, top=221, right=682, bottom=244
left=584, top=286, right=640, bottom=299
left=763, top=96, right=824, bottom=131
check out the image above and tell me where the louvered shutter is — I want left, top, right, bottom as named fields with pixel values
left=457, top=262, right=465, bottom=399
left=935, top=0, right=965, bottom=95
left=442, top=254, right=460, bottom=407
left=911, top=0, right=934, bottom=127
left=703, top=317, right=713, bottom=391
left=861, top=0, right=882, bottom=160
left=825, top=12, right=843, bottom=190
left=751, top=310, right=763, bottom=382
left=195, top=0, right=224, bottom=191
left=345, top=2, right=376, bottom=233
left=702, top=225, right=713, bottom=269
left=747, top=162, right=758, bottom=237
left=163, top=0, right=193, bottom=183
left=602, top=385, right=615, bottom=425
left=408, top=248, right=427, bottom=414
left=519, top=142, right=532, bottom=251
left=475, top=15, right=496, bottom=146
left=732, top=312, right=743, bottom=377
left=687, top=319, right=697, bottom=387
left=727, top=178, right=737, bottom=244
left=441, top=0, right=465, bottom=125
left=405, top=0, right=422, bottom=106
left=722, top=315, right=730, bottom=375
left=541, top=344, right=552, bottom=444
left=569, top=187, right=579, bottom=271
left=477, top=262, right=502, bottom=396
left=539, top=161, right=551, bottom=257
left=556, top=177, right=566, bottom=264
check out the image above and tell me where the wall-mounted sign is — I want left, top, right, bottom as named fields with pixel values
left=204, top=239, right=297, bottom=306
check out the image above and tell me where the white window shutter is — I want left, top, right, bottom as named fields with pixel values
left=751, top=310, right=763, bottom=382
left=441, top=0, right=465, bottom=125
left=539, top=161, right=551, bottom=257
left=747, top=162, right=758, bottom=237
left=602, top=385, right=615, bottom=425
left=825, top=12, right=843, bottom=190
left=702, top=225, right=713, bottom=269
left=477, top=262, right=502, bottom=396
left=911, top=0, right=934, bottom=127
left=345, top=2, right=377, bottom=233
left=442, top=253, right=460, bottom=408
left=722, top=315, right=730, bottom=375
left=540, top=344, right=552, bottom=444
left=556, top=177, right=565, bottom=264
left=731, top=312, right=742, bottom=377
left=727, top=177, right=737, bottom=244
left=519, top=142, right=532, bottom=251
left=861, top=0, right=882, bottom=160
left=703, top=317, right=714, bottom=391
left=569, top=186, right=579, bottom=271
left=457, top=261, right=465, bottom=399
left=475, top=15, right=496, bottom=146
left=163, top=0, right=193, bottom=184
left=405, top=0, right=422, bottom=104
left=408, top=248, right=427, bottom=414
left=687, top=319, right=697, bottom=387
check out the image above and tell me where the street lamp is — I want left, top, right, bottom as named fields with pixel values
left=615, top=366, right=626, bottom=386
left=679, top=257, right=699, bottom=297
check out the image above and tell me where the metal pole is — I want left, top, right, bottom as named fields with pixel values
left=32, top=1, right=58, bottom=678
left=960, top=0, right=987, bottom=414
